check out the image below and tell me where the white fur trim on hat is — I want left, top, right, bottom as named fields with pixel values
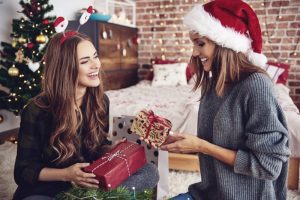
left=247, top=50, right=267, bottom=68
left=183, top=5, right=252, bottom=53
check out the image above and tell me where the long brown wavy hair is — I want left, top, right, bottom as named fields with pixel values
left=191, top=43, right=268, bottom=98
left=34, top=32, right=108, bottom=164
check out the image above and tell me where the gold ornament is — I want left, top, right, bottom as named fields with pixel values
left=0, top=114, right=3, bottom=124
left=18, top=37, right=27, bottom=44
left=12, top=40, right=17, bottom=48
left=8, top=66, right=20, bottom=76
left=36, top=34, right=47, bottom=43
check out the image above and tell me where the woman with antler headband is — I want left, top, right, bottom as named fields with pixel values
left=13, top=8, right=159, bottom=200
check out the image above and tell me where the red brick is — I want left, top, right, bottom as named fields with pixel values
left=282, top=38, right=293, bottom=43
left=286, top=30, right=297, bottom=36
left=281, top=8, right=299, bottom=14
left=295, top=89, right=300, bottom=94
left=291, top=22, right=300, bottom=29
left=265, top=23, right=276, bottom=29
left=277, top=23, right=289, bottom=29
left=278, top=15, right=295, bottom=21
left=267, top=8, right=279, bottom=15
left=271, top=1, right=290, bottom=7
left=268, top=38, right=282, bottom=43
left=281, top=45, right=297, bottom=51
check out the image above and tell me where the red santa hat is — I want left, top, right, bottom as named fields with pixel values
left=184, top=0, right=267, bottom=68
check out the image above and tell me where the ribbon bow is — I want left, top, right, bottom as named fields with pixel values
left=143, top=110, right=170, bottom=139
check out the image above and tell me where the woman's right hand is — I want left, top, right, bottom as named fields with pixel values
left=64, top=163, right=99, bottom=188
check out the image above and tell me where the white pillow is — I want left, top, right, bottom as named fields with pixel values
left=264, top=64, right=285, bottom=83
left=152, top=63, right=187, bottom=86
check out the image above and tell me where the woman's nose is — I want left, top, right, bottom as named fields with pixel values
left=91, top=59, right=100, bottom=69
left=192, top=47, right=200, bottom=56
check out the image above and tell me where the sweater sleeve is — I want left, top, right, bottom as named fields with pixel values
left=14, top=102, right=46, bottom=186
left=234, top=74, right=290, bottom=180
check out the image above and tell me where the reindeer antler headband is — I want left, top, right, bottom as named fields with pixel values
left=54, top=6, right=93, bottom=44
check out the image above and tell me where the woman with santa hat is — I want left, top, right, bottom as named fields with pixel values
left=158, top=0, right=290, bottom=199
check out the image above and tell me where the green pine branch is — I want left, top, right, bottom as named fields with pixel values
left=55, top=186, right=155, bottom=200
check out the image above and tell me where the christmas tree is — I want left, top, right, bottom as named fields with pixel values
left=0, top=0, right=56, bottom=115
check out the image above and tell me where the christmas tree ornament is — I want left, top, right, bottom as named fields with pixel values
left=27, top=59, right=40, bottom=72
left=15, top=49, right=24, bottom=63
left=27, top=42, right=34, bottom=49
left=12, top=40, right=17, bottom=48
left=122, top=48, right=127, bottom=56
left=18, top=36, right=27, bottom=44
left=109, top=29, right=113, bottom=39
left=36, top=34, right=47, bottom=43
left=102, top=30, right=108, bottom=39
left=8, top=65, right=20, bottom=76
left=42, top=19, right=49, bottom=25
left=38, top=43, right=46, bottom=51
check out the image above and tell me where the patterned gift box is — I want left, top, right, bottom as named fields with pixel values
left=112, top=116, right=159, bottom=166
left=84, top=141, right=146, bottom=190
left=130, top=109, right=172, bottom=147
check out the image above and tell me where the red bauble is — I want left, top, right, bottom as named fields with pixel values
left=27, top=43, right=34, bottom=49
left=42, top=19, right=49, bottom=25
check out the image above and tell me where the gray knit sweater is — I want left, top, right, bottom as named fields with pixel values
left=188, top=73, right=290, bottom=200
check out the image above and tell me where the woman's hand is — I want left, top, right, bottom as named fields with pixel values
left=160, top=133, right=206, bottom=154
left=140, top=131, right=185, bottom=149
left=64, top=163, right=99, bottom=188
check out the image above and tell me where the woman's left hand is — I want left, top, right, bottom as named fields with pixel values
left=160, top=133, right=205, bottom=154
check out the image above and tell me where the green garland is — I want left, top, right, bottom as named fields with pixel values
left=55, top=186, right=155, bottom=200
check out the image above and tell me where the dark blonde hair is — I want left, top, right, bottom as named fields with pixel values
left=34, top=32, right=107, bottom=164
left=191, top=44, right=268, bottom=97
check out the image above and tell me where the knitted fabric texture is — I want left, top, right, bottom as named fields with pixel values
left=189, top=73, right=290, bottom=200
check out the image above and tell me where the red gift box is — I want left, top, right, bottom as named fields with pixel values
left=84, top=141, right=147, bottom=190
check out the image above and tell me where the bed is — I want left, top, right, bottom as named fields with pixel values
left=105, top=64, right=300, bottom=191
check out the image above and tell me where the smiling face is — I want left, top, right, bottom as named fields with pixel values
left=189, top=31, right=216, bottom=72
left=77, top=40, right=101, bottom=90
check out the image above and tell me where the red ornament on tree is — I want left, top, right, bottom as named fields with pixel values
left=27, top=42, right=34, bottom=49
left=42, top=19, right=49, bottom=25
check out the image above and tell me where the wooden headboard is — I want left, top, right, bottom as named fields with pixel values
left=69, top=21, right=139, bottom=91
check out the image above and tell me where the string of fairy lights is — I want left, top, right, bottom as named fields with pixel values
left=140, top=0, right=299, bottom=64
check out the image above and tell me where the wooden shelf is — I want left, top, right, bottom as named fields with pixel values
left=168, top=153, right=200, bottom=172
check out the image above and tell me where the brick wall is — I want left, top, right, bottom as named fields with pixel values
left=136, top=0, right=300, bottom=109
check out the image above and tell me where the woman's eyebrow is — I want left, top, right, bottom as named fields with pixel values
left=80, top=52, right=97, bottom=60
left=79, top=56, right=89, bottom=60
